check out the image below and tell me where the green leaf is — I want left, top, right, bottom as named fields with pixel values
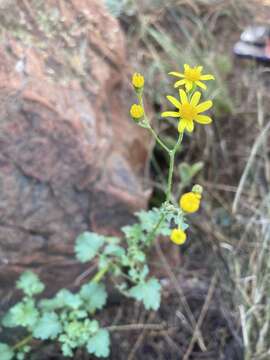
left=122, top=224, right=144, bottom=241
left=179, top=162, right=203, bottom=186
left=80, top=283, right=107, bottom=313
left=75, top=232, right=105, bottom=263
left=61, top=343, right=73, bottom=357
left=2, top=310, right=17, bottom=328
left=16, top=271, right=45, bottom=297
left=135, top=208, right=162, bottom=232
left=0, top=343, right=14, bottom=360
left=129, top=278, right=161, bottom=310
left=33, top=312, right=62, bottom=340
left=87, top=329, right=110, bottom=358
left=9, top=299, right=39, bottom=327
left=40, top=289, right=82, bottom=311
left=104, top=244, right=125, bottom=257
left=56, top=289, right=82, bottom=309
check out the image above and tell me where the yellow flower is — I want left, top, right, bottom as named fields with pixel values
left=132, top=73, right=144, bottom=89
left=130, top=104, right=144, bottom=120
left=170, top=228, right=187, bottom=245
left=169, top=64, right=215, bottom=91
left=180, top=192, right=201, bottom=213
left=161, top=89, right=213, bottom=133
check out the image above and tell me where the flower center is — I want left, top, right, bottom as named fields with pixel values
left=180, top=103, right=197, bottom=121
left=184, top=67, right=201, bottom=82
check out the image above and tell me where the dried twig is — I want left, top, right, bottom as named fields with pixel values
left=183, top=272, right=218, bottom=360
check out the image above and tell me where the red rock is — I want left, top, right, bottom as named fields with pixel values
left=0, top=0, right=150, bottom=300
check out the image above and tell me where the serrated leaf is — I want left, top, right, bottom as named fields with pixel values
left=75, top=232, right=104, bottom=263
left=135, top=208, right=162, bottom=233
left=2, top=310, right=17, bottom=328
left=33, top=312, right=62, bottom=340
left=87, top=329, right=110, bottom=358
left=129, top=278, right=161, bottom=310
left=56, top=289, right=82, bottom=309
left=0, top=343, right=14, bottom=360
left=122, top=224, right=144, bottom=241
left=80, top=283, right=107, bottom=313
left=104, top=244, right=125, bottom=257
left=61, top=343, right=73, bottom=357
left=9, top=299, right=39, bottom=327
left=16, top=271, right=45, bottom=297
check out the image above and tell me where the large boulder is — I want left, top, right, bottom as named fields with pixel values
left=0, top=0, right=150, bottom=302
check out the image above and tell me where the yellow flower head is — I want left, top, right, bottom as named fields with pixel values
left=180, top=192, right=201, bottom=213
left=130, top=104, right=144, bottom=120
left=169, top=64, right=215, bottom=92
left=170, top=228, right=187, bottom=245
left=162, top=89, right=213, bottom=133
left=132, top=72, right=145, bottom=89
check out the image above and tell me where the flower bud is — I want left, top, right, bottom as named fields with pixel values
left=170, top=228, right=187, bottom=245
left=132, top=72, right=144, bottom=90
left=179, top=191, right=201, bottom=213
left=130, top=104, right=144, bottom=121
left=192, top=184, right=203, bottom=195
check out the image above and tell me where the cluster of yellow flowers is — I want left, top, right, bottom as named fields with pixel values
left=130, top=64, right=215, bottom=246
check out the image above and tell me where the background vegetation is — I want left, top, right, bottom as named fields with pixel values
left=104, top=1, right=270, bottom=359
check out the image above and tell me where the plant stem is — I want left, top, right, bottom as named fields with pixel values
left=166, top=132, right=183, bottom=202
left=12, top=334, right=32, bottom=351
left=146, top=212, right=166, bottom=245
left=148, top=126, right=171, bottom=153
left=91, top=264, right=110, bottom=283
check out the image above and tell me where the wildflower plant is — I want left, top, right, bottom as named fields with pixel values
left=0, top=64, right=215, bottom=359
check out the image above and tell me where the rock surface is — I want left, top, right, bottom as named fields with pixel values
left=0, top=0, right=150, bottom=302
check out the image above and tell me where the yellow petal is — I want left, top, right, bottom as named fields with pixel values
left=196, top=100, right=213, bottom=113
left=195, top=115, right=212, bottom=124
left=169, top=71, right=184, bottom=78
left=179, top=89, right=188, bottom=104
left=162, top=111, right=180, bottom=118
left=178, top=119, right=187, bottom=132
left=195, top=81, right=207, bottom=90
left=185, top=120, right=194, bottom=132
left=184, top=63, right=189, bottom=71
left=190, top=91, right=201, bottom=106
left=167, top=95, right=181, bottom=109
left=200, top=74, right=215, bottom=80
left=197, top=66, right=203, bottom=72
left=185, top=80, right=193, bottom=91
left=174, top=79, right=186, bottom=88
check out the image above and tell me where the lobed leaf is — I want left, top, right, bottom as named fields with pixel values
left=16, top=271, right=45, bottom=297
left=8, top=299, right=39, bottom=328
left=0, top=343, right=14, bottom=360
left=75, top=232, right=105, bottom=263
left=129, top=277, right=161, bottom=310
left=87, top=329, right=110, bottom=358
left=33, top=312, right=62, bottom=340
left=80, top=283, right=107, bottom=313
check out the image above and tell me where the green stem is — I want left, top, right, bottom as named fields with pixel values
left=146, top=212, right=166, bottom=245
left=91, top=264, right=110, bottom=283
left=148, top=126, right=171, bottom=153
left=12, top=334, right=32, bottom=351
left=166, top=132, right=183, bottom=202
